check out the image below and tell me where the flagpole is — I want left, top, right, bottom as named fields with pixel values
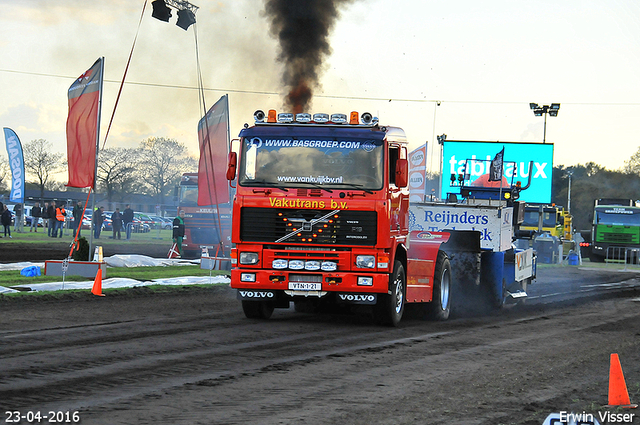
left=88, top=57, right=105, bottom=261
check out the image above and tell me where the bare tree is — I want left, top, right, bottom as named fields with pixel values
left=97, top=147, right=141, bottom=203
left=136, top=137, right=196, bottom=204
left=0, top=155, right=9, bottom=192
left=23, top=139, right=64, bottom=199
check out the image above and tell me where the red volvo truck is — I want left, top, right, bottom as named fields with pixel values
left=226, top=110, right=535, bottom=325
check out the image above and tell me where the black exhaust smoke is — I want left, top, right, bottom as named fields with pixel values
left=264, top=0, right=355, bottom=114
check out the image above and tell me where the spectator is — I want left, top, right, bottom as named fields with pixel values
left=123, top=204, right=134, bottom=240
left=47, top=201, right=56, bottom=237
left=1, top=205, right=12, bottom=238
left=42, top=202, right=50, bottom=233
left=30, top=202, right=42, bottom=232
left=72, top=201, right=84, bottom=237
left=13, top=203, right=22, bottom=232
left=172, top=210, right=186, bottom=257
left=111, top=208, right=123, bottom=240
left=93, top=206, right=104, bottom=239
left=53, top=203, right=66, bottom=238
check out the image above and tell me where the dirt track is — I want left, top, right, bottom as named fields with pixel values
left=1, top=266, right=639, bottom=425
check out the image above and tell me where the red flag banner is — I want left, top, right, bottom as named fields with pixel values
left=66, top=58, right=103, bottom=188
left=197, top=95, right=230, bottom=206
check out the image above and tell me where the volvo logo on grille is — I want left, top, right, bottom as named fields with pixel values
left=238, top=290, right=275, bottom=300
left=337, top=293, right=377, bottom=304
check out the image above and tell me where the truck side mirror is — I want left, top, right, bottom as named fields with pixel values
left=395, top=158, right=408, bottom=188
left=226, top=152, right=237, bottom=181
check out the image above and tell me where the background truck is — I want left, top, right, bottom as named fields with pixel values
left=226, top=110, right=535, bottom=325
left=584, top=198, right=640, bottom=262
left=177, top=173, right=232, bottom=259
left=517, top=204, right=571, bottom=264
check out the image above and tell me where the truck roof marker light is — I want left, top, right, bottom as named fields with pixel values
left=254, top=110, right=266, bottom=123
left=278, top=113, right=294, bottom=123
left=349, top=111, right=359, bottom=125
left=267, top=109, right=277, bottom=123
left=296, top=113, right=311, bottom=123
left=313, top=113, right=329, bottom=123
left=330, top=113, right=347, bottom=124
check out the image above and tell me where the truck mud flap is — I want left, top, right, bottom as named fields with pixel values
left=336, top=293, right=378, bottom=305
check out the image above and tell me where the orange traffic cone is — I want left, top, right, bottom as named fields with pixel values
left=607, top=353, right=638, bottom=408
left=91, top=268, right=105, bottom=297
left=168, top=243, right=180, bottom=259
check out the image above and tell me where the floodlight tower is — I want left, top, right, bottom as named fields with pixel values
left=529, top=103, right=560, bottom=143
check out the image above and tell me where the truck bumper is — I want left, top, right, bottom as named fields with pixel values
left=230, top=269, right=390, bottom=295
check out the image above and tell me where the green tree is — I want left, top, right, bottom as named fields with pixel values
left=552, top=163, right=640, bottom=232
left=623, top=146, right=640, bottom=174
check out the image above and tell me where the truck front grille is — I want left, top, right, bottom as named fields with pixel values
left=240, top=207, right=377, bottom=246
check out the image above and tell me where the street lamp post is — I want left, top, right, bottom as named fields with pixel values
left=437, top=133, right=447, bottom=201
left=567, top=170, right=573, bottom=213
left=529, top=103, right=560, bottom=143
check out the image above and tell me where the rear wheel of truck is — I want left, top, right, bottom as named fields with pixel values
left=241, top=301, right=274, bottom=319
left=427, top=251, right=451, bottom=321
left=374, top=260, right=406, bottom=326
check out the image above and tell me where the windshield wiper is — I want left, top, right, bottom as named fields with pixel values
left=332, top=183, right=375, bottom=194
left=242, top=179, right=289, bottom=192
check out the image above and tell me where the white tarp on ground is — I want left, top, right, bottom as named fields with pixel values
left=0, top=255, right=229, bottom=293
left=10, top=275, right=230, bottom=292
left=104, top=255, right=199, bottom=268
left=0, top=255, right=199, bottom=272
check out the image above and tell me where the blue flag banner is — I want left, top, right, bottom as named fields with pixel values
left=488, top=147, right=504, bottom=182
left=3, top=127, right=25, bottom=203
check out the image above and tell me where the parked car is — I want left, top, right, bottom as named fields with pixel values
left=132, top=213, right=153, bottom=233
left=149, top=215, right=172, bottom=230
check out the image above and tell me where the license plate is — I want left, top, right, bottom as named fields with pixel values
left=288, top=282, right=322, bottom=291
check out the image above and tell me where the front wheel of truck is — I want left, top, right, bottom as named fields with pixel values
left=242, top=301, right=274, bottom=319
left=374, top=260, right=406, bottom=326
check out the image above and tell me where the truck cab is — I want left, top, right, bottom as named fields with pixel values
left=227, top=110, right=410, bottom=325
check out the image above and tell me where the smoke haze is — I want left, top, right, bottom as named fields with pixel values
left=263, top=0, right=355, bottom=114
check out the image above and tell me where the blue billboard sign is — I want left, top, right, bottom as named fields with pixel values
left=441, top=141, right=554, bottom=203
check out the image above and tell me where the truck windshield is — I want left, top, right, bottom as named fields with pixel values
left=179, top=185, right=199, bottom=207
left=238, top=135, right=384, bottom=190
left=595, top=208, right=640, bottom=226
left=522, top=209, right=557, bottom=227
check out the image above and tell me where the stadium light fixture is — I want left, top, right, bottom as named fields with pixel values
left=151, top=0, right=172, bottom=22
left=529, top=103, right=560, bottom=143
left=151, top=0, right=199, bottom=30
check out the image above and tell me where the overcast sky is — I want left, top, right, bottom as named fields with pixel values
left=1, top=0, right=639, bottom=179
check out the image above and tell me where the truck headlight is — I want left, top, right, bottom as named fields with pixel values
left=357, top=276, right=373, bottom=286
left=272, top=259, right=288, bottom=269
left=239, top=252, right=259, bottom=265
left=289, top=260, right=304, bottom=270
left=356, top=255, right=375, bottom=269
left=305, top=261, right=321, bottom=271
left=321, top=261, right=337, bottom=271
left=241, top=273, right=256, bottom=282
